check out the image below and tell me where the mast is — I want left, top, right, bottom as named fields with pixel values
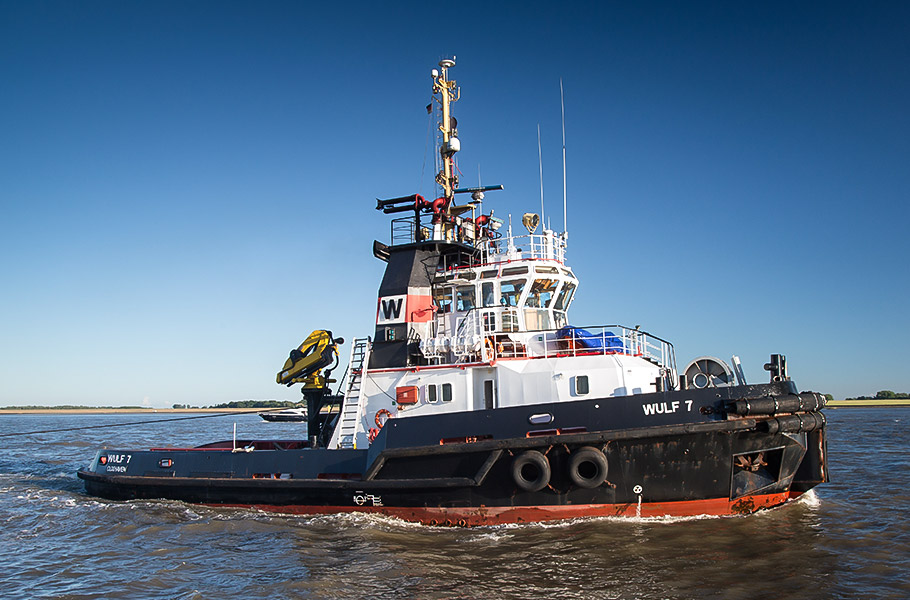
left=432, top=58, right=460, bottom=221
left=376, top=59, right=501, bottom=247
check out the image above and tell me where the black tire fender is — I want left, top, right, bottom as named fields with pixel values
left=511, top=450, right=551, bottom=492
left=568, top=446, right=608, bottom=488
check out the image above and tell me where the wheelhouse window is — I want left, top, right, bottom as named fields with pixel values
left=481, top=282, right=495, bottom=307
left=524, top=308, right=551, bottom=331
left=456, top=286, right=475, bottom=312
left=527, top=279, right=558, bottom=308
left=502, top=309, right=519, bottom=332
left=482, top=311, right=496, bottom=333
left=554, top=311, right=568, bottom=328
left=500, top=279, right=525, bottom=307
left=434, top=286, right=454, bottom=313
left=553, top=282, right=576, bottom=311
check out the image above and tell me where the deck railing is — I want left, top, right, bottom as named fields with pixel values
left=480, top=232, right=566, bottom=264
left=521, top=325, right=676, bottom=372
left=421, top=315, right=676, bottom=375
left=389, top=218, right=567, bottom=265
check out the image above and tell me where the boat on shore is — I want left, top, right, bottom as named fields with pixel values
left=78, top=58, right=828, bottom=526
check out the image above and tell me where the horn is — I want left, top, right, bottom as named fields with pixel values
left=522, top=213, right=540, bottom=234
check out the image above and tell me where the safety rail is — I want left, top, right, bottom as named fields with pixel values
left=389, top=216, right=488, bottom=248
left=420, top=317, right=676, bottom=374
left=480, top=231, right=566, bottom=264
left=390, top=217, right=420, bottom=246
left=521, top=325, right=676, bottom=372
left=388, top=219, right=566, bottom=266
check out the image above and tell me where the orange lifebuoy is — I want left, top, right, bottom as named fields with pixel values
left=483, top=337, right=495, bottom=361
left=375, top=408, right=392, bottom=428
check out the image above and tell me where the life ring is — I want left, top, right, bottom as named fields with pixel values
left=483, top=337, right=495, bottom=362
left=511, top=450, right=551, bottom=492
left=375, top=408, right=392, bottom=428
left=568, top=446, right=609, bottom=488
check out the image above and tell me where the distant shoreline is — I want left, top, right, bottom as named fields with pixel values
left=0, top=408, right=266, bottom=415
left=827, top=399, right=910, bottom=408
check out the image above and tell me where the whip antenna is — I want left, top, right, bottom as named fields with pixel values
left=560, top=78, right=567, bottom=235
left=538, top=123, right=545, bottom=224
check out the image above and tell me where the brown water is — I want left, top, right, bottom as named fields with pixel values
left=0, top=408, right=907, bottom=599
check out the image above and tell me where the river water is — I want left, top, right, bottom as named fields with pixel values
left=0, top=408, right=907, bottom=599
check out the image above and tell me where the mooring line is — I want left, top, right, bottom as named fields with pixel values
left=0, top=407, right=298, bottom=438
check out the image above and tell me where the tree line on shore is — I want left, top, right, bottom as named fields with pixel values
left=843, top=390, right=909, bottom=401
left=175, top=400, right=298, bottom=409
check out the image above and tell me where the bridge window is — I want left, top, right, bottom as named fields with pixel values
left=502, top=266, right=528, bottom=276
left=527, top=278, right=558, bottom=308
left=434, top=286, right=454, bottom=313
left=482, top=282, right=495, bottom=307
left=554, top=311, right=568, bottom=328
left=482, top=311, right=496, bottom=333
left=456, top=286, right=475, bottom=312
left=502, top=309, right=519, bottom=332
left=553, top=282, right=576, bottom=311
left=500, top=279, right=525, bottom=307
left=524, top=308, right=551, bottom=331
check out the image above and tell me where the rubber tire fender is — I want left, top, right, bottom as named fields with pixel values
left=511, top=450, right=551, bottom=492
left=568, top=446, right=608, bottom=488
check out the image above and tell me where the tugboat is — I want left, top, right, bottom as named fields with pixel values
left=78, top=59, right=828, bottom=525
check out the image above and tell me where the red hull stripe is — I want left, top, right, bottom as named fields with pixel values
left=207, top=491, right=799, bottom=527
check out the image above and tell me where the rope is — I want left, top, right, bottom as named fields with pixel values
left=0, top=407, right=299, bottom=438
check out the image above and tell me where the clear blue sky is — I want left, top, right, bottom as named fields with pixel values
left=2, top=1, right=908, bottom=406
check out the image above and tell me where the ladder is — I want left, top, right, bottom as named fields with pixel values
left=335, top=338, right=371, bottom=449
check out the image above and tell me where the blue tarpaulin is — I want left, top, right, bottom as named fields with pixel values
left=556, top=326, right=625, bottom=352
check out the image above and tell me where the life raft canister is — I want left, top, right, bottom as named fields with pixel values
left=568, top=446, right=609, bottom=488
left=511, top=450, right=551, bottom=492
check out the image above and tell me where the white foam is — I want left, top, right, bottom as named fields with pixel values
left=796, top=489, right=821, bottom=508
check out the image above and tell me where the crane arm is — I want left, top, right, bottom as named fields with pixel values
left=276, top=330, right=341, bottom=389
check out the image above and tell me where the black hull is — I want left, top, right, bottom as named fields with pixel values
left=78, top=383, right=828, bottom=525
